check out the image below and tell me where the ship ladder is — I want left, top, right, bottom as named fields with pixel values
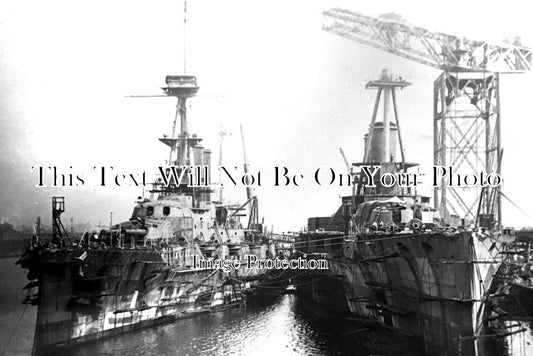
left=209, top=270, right=219, bottom=307
left=232, top=280, right=243, bottom=302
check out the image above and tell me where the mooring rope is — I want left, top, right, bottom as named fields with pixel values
left=2, top=302, right=28, bottom=356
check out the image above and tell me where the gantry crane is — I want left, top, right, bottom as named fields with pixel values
left=323, top=8, right=531, bottom=229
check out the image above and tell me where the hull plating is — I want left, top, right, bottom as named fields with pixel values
left=30, top=247, right=262, bottom=355
left=305, top=231, right=499, bottom=356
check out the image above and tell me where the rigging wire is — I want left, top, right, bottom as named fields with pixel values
left=499, top=190, right=533, bottom=224
left=293, top=230, right=499, bottom=246
left=1, top=303, right=28, bottom=356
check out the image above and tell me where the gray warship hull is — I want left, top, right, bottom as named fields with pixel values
left=24, top=245, right=270, bottom=355
left=297, top=230, right=500, bottom=355
left=332, top=231, right=498, bottom=355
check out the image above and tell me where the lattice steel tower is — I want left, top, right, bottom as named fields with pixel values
left=322, top=8, right=531, bottom=229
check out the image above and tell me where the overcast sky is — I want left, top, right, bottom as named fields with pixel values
left=1, top=0, right=532, bottom=231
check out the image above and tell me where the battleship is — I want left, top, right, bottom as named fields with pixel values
left=296, top=70, right=506, bottom=356
left=16, top=74, right=276, bottom=355
left=294, top=8, right=532, bottom=356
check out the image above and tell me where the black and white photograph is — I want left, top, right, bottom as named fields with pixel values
left=1, top=1, right=532, bottom=355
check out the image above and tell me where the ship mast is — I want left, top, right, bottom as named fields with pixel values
left=161, top=0, right=198, bottom=167
left=240, top=124, right=253, bottom=206
left=155, top=1, right=204, bottom=196
left=159, top=82, right=200, bottom=169
left=183, top=0, right=187, bottom=74
left=354, top=70, right=412, bottom=200
left=217, top=128, right=231, bottom=202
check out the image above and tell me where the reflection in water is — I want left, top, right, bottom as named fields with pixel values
left=58, top=295, right=351, bottom=356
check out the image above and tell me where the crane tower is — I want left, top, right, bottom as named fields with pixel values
left=322, top=8, right=531, bottom=229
